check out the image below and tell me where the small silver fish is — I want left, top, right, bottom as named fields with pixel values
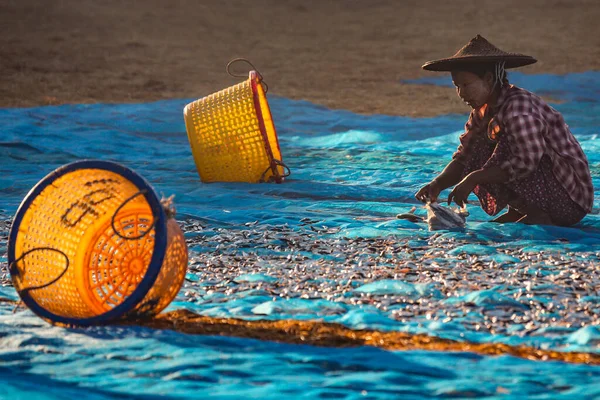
left=396, top=206, right=423, bottom=223
left=425, top=202, right=469, bottom=231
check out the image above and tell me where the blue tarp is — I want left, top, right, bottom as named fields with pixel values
left=0, top=71, right=599, bottom=398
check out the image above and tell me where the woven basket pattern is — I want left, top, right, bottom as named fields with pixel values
left=127, top=218, right=188, bottom=318
left=184, top=77, right=283, bottom=183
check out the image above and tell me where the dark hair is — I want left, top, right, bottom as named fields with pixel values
left=455, top=62, right=509, bottom=87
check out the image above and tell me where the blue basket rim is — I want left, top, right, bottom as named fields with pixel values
left=7, top=159, right=168, bottom=326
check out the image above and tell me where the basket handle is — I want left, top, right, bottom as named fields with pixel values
left=259, top=159, right=291, bottom=183
left=226, top=58, right=268, bottom=93
left=111, top=189, right=159, bottom=241
left=10, top=247, right=70, bottom=294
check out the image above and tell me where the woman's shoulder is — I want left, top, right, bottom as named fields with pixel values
left=499, top=85, right=547, bottom=117
left=503, top=85, right=540, bottom=104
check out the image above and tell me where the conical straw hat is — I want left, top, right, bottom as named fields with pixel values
left=422, top=35, right=537, bottom=71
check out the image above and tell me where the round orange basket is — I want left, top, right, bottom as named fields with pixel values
left=7, top=160, right=188, bottom=326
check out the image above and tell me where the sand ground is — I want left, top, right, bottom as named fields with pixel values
left=1, top=0, right=599, bottom=117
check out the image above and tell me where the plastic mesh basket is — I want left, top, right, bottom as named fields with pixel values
left=7, top=160, right=188, bottom=326
left=184, top=71, right=287, bottom=183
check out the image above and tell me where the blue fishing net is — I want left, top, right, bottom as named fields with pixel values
left=0, top=71, right=599, bottom=398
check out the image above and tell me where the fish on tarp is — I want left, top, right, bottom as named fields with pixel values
left=396, top=203, right=468, bottom=231
left=395, top=206, right=422, bottom=223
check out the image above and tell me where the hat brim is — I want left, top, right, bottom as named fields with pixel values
left=422, top=55, right=537, bottom=71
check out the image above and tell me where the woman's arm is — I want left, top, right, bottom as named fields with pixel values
left=416, top=159, right=466, bottom=203
left=467, top=165, right=510, bottom=184
left=447, top=165, right=510, bottom=207
left=433, top=159, right=465, bottom=190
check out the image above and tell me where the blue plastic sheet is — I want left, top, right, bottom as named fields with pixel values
left=1, top=305, right=600, bottom=399
left=1, top=71, right=600, bottom=398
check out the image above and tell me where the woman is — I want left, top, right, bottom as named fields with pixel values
left=415, top=35, right=594, bottom=226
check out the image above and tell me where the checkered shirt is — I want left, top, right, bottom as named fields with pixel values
left=453, top=84, right=594, bottom=213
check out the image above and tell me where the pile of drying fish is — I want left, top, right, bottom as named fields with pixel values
left=1, top=216, right=599, bottom=343
left=173, top=219, right=600, bottom=340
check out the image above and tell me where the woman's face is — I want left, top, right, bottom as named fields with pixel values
left=451, top=70, right=493, bottom=109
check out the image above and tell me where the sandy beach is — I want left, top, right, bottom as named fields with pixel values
left=1, top=0, right=599, bottom=117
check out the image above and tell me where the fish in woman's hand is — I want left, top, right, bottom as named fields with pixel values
left=426, top=202, right=468, bottom=230
left=396, top=203, right=468, bottom=230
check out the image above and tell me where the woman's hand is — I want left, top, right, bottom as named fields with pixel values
left=415, top=179, right=442, bottom=203
left=447, top=175, right=477, bottom=207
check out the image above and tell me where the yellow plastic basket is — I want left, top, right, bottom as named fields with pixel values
left=7, top=160, right=188, bottom=326
left=184, top=70, right=288, bottom=183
